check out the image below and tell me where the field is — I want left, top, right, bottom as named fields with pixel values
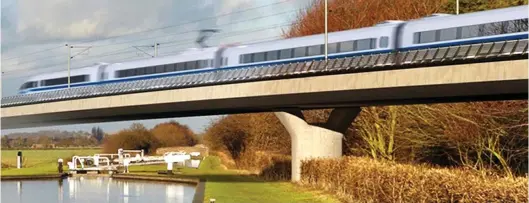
left=1, top=149, right=100, bottom=176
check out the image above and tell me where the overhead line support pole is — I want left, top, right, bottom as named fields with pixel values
left=65, top=44, right=92, bottom=88
left=324, top=0, right=328, bottom=64
left=66, top=44, right=71, bottom=88
left=456, top=0, right=459, bottom=15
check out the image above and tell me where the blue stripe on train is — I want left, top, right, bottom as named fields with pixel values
left=20, top=33, right=528, bottom=94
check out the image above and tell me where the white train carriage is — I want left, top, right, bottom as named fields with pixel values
left=105, top=47, right=218, bottom=81
left=400, top=5, right=528, bottom=50
left=19, top=48, right=219, bottom=94
left=19, top=64, right=103, bottom=94
left=223, top=22, right=400, bottom=68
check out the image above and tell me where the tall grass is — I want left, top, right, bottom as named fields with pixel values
left=301, top=156, right=528, bottom=203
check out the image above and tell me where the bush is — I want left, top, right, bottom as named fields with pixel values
left=301, top=156, right=528, bottom=203
left=102, top=123, right=159, bottom=154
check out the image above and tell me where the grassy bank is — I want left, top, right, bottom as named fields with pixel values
left=1, top=149, right=99, bottom=176
left=301, top=156, right=528, bottom=203
left=130, top=156, right=340, bottom=203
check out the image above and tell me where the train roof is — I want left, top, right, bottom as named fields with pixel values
left=108, top=47, right=219, bottom=70
left=407, top=5, right=527, bottom=24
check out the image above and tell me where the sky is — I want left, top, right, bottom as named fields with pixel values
left=1, top=0, right=314, bottom=135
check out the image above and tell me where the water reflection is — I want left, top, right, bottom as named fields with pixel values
left=2, top=176, right=195, bottom=203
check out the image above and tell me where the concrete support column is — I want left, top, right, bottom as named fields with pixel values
left=275, top=107, right=360, bottom=182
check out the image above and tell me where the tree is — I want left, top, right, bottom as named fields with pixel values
left=91, top=126, right=105, bottom=144
left=1, top=136, right=10, bottom=149
left=103, top=123, right=160, bottom=154
left=283, top=0, right=528, bottom=177
left=151, top=121, right=198, bottom=147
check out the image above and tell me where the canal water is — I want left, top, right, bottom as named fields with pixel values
left=1, top=176, right=196, bottom=203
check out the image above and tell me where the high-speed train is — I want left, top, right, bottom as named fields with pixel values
left=18, top=5, right=528, bottom=94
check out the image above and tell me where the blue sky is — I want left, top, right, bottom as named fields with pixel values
left=1, top=0, right=313, bottom=135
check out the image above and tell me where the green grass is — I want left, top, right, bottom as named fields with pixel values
left=1, top=149, right=100, bottom=176
left=130, top=156, right=341, bottom=203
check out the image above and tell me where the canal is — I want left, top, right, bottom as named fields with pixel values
left=1, top=176, right=196, bottom=203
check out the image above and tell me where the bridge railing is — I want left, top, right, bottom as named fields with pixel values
left=2, top=39, right=527, bottom=107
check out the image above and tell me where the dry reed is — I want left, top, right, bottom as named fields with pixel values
left=301, top=156, right=528, bottom=203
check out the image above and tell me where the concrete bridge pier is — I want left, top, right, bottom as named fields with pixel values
left=275, top=107, right=361, bottom=182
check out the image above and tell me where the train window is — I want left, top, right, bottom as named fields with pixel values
left=202, top=60, right=207, bottom=68
left=413, top=18, right=527, bottom=44
left=440, top=27, right=457, bottom=41
left=356, top=38, right=374, bottom=51
left=176, top=62, right=185, bottom=71
left=195, top=60, right=205, bottom=69
left=243, top=54, right=253, bottom=63
left=115, top=70, right=124, bottom=78
left=41, top=75, right=88, bottom=86
left=340, top=41, right=354, bottom=52
left=507, top=19, right=528, bottom=33
left=145, top=66, right=155, bottom=74
left=371, top=38, right=377, bottom=49
left=379, top=37, right=389, bottom=48
left=481, top=22, right=506, bottom=36
left=137, top=68, right=145, bottom=75
left=42, top=77, right=68, bottom=86
left=419, top=30, right=436, bottom=43
left=267, top=51, right=279, bottom=61
left=293, top=47, right=306, bottom=57
left=186, top=61, right=197, bottom=70
left=201, top=60, right=211, bottom=68
left=413, top=33, right=420, bottom=44
left=253, top=52, right=265, bottom=62
left=19, top=81, right=38, bottom=90
left=461, top=25, right=480, bottom=39
left=279, top=49, right=292, bottom=59
left=155, top=65, right=165, bottom=73
left=307, top=45, right=322, bottom=56
left=165, top=64, right=176, bottom=72
left=70, top=75, right=89, bottom=83
left=328, top=42, right=339, bottom=53
left=125, top=69, right=137, bottom=77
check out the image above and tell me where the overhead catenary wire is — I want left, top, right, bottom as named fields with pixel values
left=2, top=45, right=64, bottom=61
left=2, top=7, right=302, bottom=69
left=1, top=22, right=297, bottom=76
left=2, top=0, right=294, bottom=64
